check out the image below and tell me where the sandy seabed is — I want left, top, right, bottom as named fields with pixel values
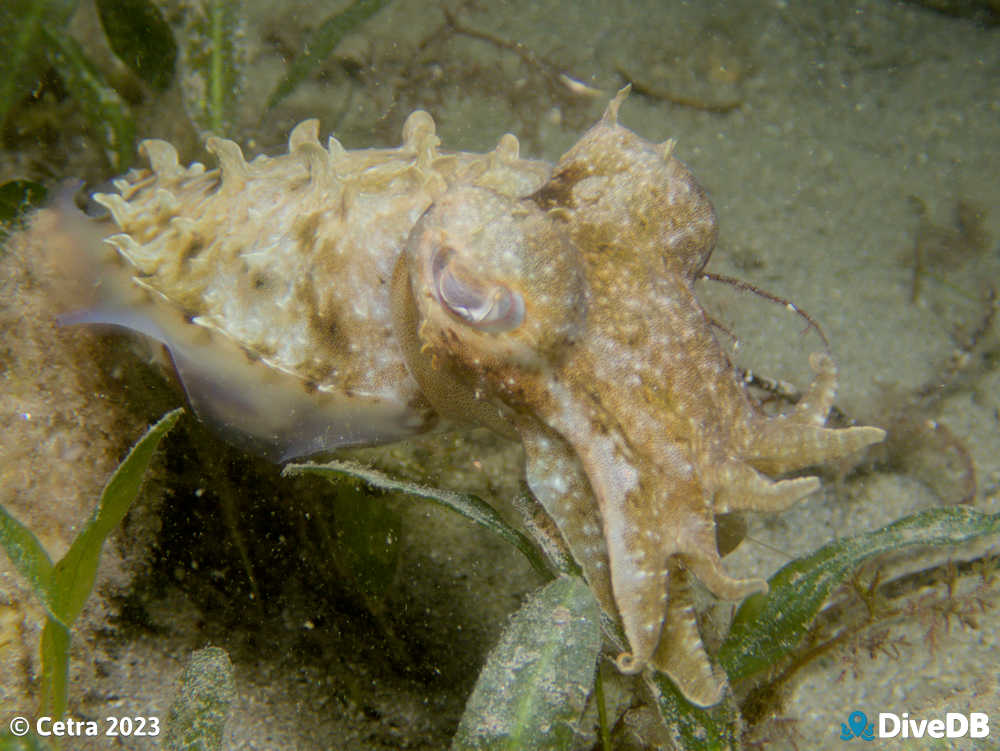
left=1, top=1, right=998, bottom=749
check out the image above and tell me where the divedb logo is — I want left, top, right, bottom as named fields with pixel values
left=840, top=710, right=990, bottom=741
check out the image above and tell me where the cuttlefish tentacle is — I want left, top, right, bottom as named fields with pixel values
left=520, top=426, right=617, bottom=621
left=790, top=352, right=840, bottom=425
left=742, top=418, right=885, bottom=475
left=522, top=394, right=742, bottom=709
left=542, top=405, right=762, bottom=677
left=745, top=420, right=886, bottom=476
left=712, top=460, right=820, bottom=514
left=744, top=351, right=886, bottom=475
left=572, top=444, right=679, bottom=676
left=651, top=561, right=725, bottom=706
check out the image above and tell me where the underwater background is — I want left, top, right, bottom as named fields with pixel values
left=1, top=0, right=998, bottom=748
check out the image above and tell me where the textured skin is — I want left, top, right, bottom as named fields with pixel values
left=70, top=113, right=550, bottom=458
left=64, top=89, right=884, bottom=705
left=398, top=90, right=885, bottom=705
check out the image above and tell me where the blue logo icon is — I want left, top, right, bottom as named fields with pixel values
left=841, top=710, right=875, bottom=741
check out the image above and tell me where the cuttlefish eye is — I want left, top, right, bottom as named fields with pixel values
left=398, top=184, right=586, bottom=377
left=431, top=247, right=525, bottom=333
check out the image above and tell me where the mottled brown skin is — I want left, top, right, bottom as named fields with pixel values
left=58, top=114, right=553, bottom=461
left=397, top=90, right=885, bottom=705
left=61, top=85, right=885, bottom=706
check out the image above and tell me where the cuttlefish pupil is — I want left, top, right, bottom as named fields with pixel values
left=431, top=247, right=525, bottom=333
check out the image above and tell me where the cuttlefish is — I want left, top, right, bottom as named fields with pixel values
left=42, top=88, right=884, bottom=705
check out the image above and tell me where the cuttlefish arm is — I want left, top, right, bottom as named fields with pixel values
left=392, top=182, right=744, bottom=703
left=393, top=176, right=884, bottom=706
left=519, top=420, right=731, bottom=706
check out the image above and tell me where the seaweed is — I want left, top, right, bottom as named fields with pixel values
left=284, top=460, right=559, bottom=580
left=164, top=646, right=237, bottom=751
left=285, top=458, right=1000, bottom=749
left=0, top=180, right=48, bottom=243
left=266, top=0, right=393, bottom=111
left=0, top=409, right=180, bottom=719
left=180, top=0, right=245, bottom=138
left=451, top=576, right=601, bottom=751
left=95, top=0, right=177, bottom=91
left=0, top=0, right=171, bottom=171
left=0, top=0, right=392, bottom=174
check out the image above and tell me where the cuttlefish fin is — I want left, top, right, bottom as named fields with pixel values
left=61, top=301, right=429, bottom=461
